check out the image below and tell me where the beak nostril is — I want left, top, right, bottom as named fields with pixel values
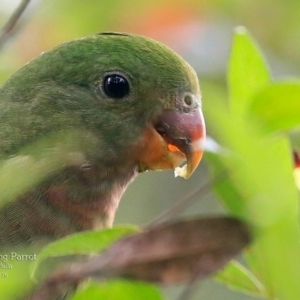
left=183, top=94, right=193, bottom=106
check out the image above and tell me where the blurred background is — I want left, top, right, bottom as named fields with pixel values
left=0, top=1, right=299, bottom=299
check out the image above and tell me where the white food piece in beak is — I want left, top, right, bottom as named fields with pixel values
left=174, top=164, right=188, bottom=179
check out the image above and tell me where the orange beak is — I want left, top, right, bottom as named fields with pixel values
left=135, top=108, right=206, bottom=179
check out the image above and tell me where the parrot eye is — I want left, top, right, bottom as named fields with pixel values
left=103, top=74, right=130, bottom=99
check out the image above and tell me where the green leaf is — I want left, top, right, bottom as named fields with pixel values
left=204, top=152, right=246, bottom=218
left=0, top=260, right=33, bottom=300
left=31, top=225, right=139, bottom=280
left=215, top=260, right=266, bottom=298
left=249, top=81, right=300, bottom=132
left=228, top=26, right=271, bottom=116
left=71, top=280, right=164, bottom=300
left=0, top=130, right=98, bottom=207
left=205, top=89, right=300, bottom=299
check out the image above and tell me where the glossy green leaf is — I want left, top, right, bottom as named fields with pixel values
left=71, top=280, right=164, bottom=300
left=228, top=26, right=270, bottom=116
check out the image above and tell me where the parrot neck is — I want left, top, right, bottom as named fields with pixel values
left=0, top=163, right=138, bottom=249
left=45, top=163, right=139, bottom=229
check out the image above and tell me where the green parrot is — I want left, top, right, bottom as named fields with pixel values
left=0, top=32, right=205, bottom=250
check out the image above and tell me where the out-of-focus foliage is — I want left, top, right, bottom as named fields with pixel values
left=0, top=258, right=33, bottom=300
left=1, top=0, right=300, bottom=81
left=206, top=27, right=300, bottom=300
left=72, top=280, right=164, bottom=300
left=0, top=130, right=97, bottom=206
left=1, top=1, right=300, bottom=300
left=31, top=225, right=139, bottom=281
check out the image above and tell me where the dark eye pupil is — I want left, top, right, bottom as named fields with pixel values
left=103, top=75, right=130, bottom=99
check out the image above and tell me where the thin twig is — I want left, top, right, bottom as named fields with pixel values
left=146, top=170, right=228, bottom=229
left=0, top=0, right=31, bottom=51
left=177, top=280, right=200, bottom=300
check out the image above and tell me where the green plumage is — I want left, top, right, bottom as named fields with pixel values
left=0, top=32, right=199, bottom=156
left=0, top=32, right=202, bottom=249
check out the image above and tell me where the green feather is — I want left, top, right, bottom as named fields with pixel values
left=0, top=32, right=200, bottom=157
left=0, top=32, right=201, bottom=248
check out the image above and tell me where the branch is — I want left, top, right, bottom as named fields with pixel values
left=24, top=217, right=250, bottom=300
left=0, top=0, right=31, bottom=51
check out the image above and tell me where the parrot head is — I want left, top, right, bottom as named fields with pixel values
left=1, top=32, right=205, bottom=179
left=0, top=32, right=207, bottom=241
left=2, top=32, right=205, bottom=177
